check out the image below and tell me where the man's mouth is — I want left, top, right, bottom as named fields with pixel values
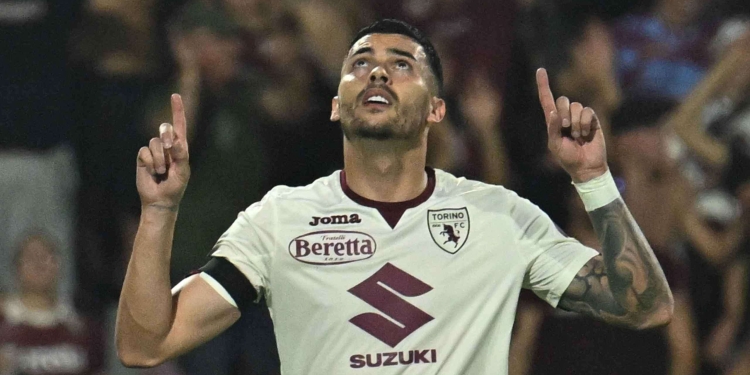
left=365, top=95, right=389, bottom=104
left=362, top=88, right=395, bottom=108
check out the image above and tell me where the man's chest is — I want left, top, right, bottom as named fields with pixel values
left=260, top=200, right=526, bottom=373
left=266, top=200, right=526, bottom=318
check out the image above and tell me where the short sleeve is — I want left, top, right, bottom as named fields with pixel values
left=512, top=196, right=598, bottom=308
left=210, top=197, right=276, bottom=301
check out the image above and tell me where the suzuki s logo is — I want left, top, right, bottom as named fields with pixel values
left=348, top=263, right=434, bottom=347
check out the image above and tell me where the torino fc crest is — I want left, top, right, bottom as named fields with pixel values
left=427, top=208, right=470, bottom=254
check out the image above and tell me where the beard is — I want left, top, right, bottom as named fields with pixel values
left=339, top=100, right=430, bottom=142
left=342, top=116, right=400, bottom=140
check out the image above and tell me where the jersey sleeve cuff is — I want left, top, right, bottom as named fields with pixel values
left=546, top=248, right=598, bottom=308
left=199, top=272, right=238, bottom=308
left=170, top=273, right=238, bottom=308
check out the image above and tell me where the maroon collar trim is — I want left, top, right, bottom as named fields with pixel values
left=340, top=167, right=436, bottom=228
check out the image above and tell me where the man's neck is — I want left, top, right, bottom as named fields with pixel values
left=20, top=292, right=56, bottom=312
left=343, top=135, right=428, bottom=202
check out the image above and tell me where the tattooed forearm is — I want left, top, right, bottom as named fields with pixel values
left=559, top=198, right=674, bottom=329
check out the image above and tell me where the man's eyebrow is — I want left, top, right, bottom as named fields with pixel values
left=350, top=47, right=373, bottom=57
left=387, top=48, right=417, bottom=61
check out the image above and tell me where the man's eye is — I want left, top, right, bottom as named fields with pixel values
left=396, top=61, right=410, bottom=70
left=354, top=60, right=367, bottom=67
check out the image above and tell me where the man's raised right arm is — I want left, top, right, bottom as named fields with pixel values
left=116, top=95, right=240, bottom=367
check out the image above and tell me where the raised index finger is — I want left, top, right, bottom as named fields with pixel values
left=536, top=68, right=557, bottom=123
left=171, top=94, right=187, bottom=141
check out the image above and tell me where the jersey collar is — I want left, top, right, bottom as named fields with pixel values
left=340, top=167, right=436, bottom=228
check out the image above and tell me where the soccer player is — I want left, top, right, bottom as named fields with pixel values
left=116, top=19, right=674, bottom=374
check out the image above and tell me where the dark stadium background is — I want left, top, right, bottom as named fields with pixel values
left=1, top=0, right=750, bottom=374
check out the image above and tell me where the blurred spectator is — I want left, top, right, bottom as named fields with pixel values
left=0, top=231, right=105, bottom=375
left=725, top=183, right=750, bottom=375
left=727, top=252, right=750, bottom=375
left=452, top=70, right=509, bottom=184
left=142, top=2, right=281, bottom=374
left=199, top=0, right=344, bottom=190
left=612, top=0, right=718, bottom=100
left=367, top=0, right=515, bottom=184
left=283, top=0, right=371, bottom=86
left=610, top=22, right=750, bottom=371
left=610, top=98, right=687, bottom=251
left=500, top=26, right=568, bottom=223
left=505, top=4, right=622, bottom=225
left=547, top=15, right=621, bottom=158
left=682, top=190, right=747, bottom=374
left=612, top=98, right=701, bottom=374
left=654, top=29, right=750, bottom=374
left=0, top=0, right=83, bottom=301
left=152, top=0, right=268, bottom=279
left=247, top=9, right=344, bottom=190
left=511, top=183, right=699, bottom=375
left=664, top=27, right=750, bottom=179
left=367, top=0, right=514, bottom=96
left=69, top=0, right=172, bottom=315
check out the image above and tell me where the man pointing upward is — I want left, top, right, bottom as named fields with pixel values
left=117, top=19, right=673, bottom=374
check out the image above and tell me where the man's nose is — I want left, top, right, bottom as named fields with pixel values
left=369, top=66, right=389, bottom=84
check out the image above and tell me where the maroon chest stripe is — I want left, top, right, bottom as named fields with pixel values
left=340, top=168, right=435, bottom=229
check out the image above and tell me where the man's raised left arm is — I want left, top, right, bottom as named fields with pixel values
left=535, top=68, right=673, bottom=329
left=559, top=197, right=673, bottom=329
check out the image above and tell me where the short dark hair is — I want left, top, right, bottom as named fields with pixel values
left=349, top=19, right=444, bottom=97
left=610, top=97, right=676, bottom=136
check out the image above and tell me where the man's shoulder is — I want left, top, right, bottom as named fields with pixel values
left=433, top=168, right=517, bottom=200
left=258, top=170, right=345, bottom=207
left=433, top=169, right=544, bottom=218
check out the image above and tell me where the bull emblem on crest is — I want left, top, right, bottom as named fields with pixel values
left=440, top=224, right=461, bottom=247
left=427, top=208, right=470, bottom=254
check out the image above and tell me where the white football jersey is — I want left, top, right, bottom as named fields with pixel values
left=197, top=168, right=597, bottom=374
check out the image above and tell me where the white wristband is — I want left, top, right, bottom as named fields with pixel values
left=573, top=170, right=621, bottom=211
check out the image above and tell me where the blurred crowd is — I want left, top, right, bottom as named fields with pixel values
left=0, top=0, right=749, bottom=374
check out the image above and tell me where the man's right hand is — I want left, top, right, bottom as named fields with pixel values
left=136, top=94, right=191, bottom=210
left=120, top=97, right=238, bottom=367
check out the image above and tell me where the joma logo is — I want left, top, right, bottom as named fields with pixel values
left=309, top=214, right=362, bottom=226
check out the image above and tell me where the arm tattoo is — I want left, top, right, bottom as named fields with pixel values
left=558, top=198, right=673, bottom=328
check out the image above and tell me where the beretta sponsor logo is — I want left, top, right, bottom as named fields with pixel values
left=289, top=230, right=376, bottom=265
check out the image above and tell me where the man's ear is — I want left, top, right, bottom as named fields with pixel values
left=427, top=97, right=446, bottom=124
left=330, top=96, right=340, bottom=122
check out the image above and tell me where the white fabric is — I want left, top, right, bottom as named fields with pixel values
left=1, top=297, right=82, bottom=332
left=198, top=273, right=238, bottom=308
left=170, top=273, right=238, bottom=309
left=191, top=169, right=597, bottom=375
left=170, top=273, right=197, bottom=295
left=572, top=169, right=621, bottom=211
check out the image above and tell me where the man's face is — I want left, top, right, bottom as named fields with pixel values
left=17, top=238, right=59, bottom=295
left=192, top=27, right=243, bottom=85
left=331, top=33, right=443, bottom=141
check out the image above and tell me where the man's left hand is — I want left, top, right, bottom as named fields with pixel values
left=536, top=68, right=608, bottom=183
